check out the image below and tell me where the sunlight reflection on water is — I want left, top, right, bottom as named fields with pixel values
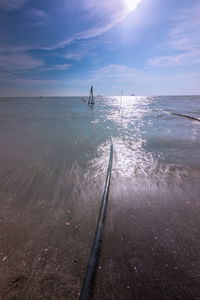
left=94, top=95, right=200, bottom=209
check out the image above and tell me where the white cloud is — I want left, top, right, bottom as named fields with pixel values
left=0, top=71, right=61, bottom=85
left=40, top=64, right=71, bottom=71
left=63, top=52, right=86, bottom=61
left=0, top=52, right=44, bottom=70
left=26, top=8, right=48, bottom=26
left=149, top=50, right=200, bottom=66
left=27, top=8, right=47, bottom=18
left=167, top=4, right=200, bottom=52
left=91, top=64, right=138, bottom=80
left=42, top=0, right=142, bottom=50
left=149, top=3, right=200, bottom=67
left=42, top=22, right=126, bottom=51
left=0, top=0, right=27, bottom=11
left=81, top=0, right=142, bottom=22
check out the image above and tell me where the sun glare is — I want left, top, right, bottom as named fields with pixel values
left=125, top=0, right=142, bottom=12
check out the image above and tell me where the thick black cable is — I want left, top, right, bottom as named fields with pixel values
left=80, top=139, right=113, bottom=300
left=172, top=113, right=200, bottom=122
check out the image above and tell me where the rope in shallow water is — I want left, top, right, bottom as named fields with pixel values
left=80, top=139, right=113, bottom=300
left=172, top=113, right=200, bottom=122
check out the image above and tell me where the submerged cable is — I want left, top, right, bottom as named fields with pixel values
left=80, top=139, right=113, bottom=300
left=172, top=113, right=200, bottom=122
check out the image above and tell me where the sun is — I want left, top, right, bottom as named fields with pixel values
left=124, top=0, right=142, bottom=12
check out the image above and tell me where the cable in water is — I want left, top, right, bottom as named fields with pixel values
left=80, top=139, right=113, bottom=300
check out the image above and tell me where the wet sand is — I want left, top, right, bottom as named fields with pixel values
left=1, top=164, right=200, bottom=300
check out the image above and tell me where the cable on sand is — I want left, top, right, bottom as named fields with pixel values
left=80, top=139, right=113, bottom=300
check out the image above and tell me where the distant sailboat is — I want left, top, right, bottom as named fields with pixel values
left=88, top=86, right=95, bottom=105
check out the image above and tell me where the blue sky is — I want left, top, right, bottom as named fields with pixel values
left=0, top=0, right=200, bottom=96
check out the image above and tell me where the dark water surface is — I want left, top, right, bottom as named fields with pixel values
left=0, top=96, right=200, bottom=299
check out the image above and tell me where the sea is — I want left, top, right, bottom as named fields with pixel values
left=0, top=96, right=200, bottom=300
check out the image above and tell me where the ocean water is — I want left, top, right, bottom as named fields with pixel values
left=0, top=96, right=200, bottom=299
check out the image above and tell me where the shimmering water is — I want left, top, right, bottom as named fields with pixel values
left=0, top=96, right=200, bottom=299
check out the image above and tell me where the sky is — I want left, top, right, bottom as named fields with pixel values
left=0, top=0, right=200, bottom=96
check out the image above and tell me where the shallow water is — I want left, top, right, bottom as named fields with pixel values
left=0, top=96, right=200, bottom=299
